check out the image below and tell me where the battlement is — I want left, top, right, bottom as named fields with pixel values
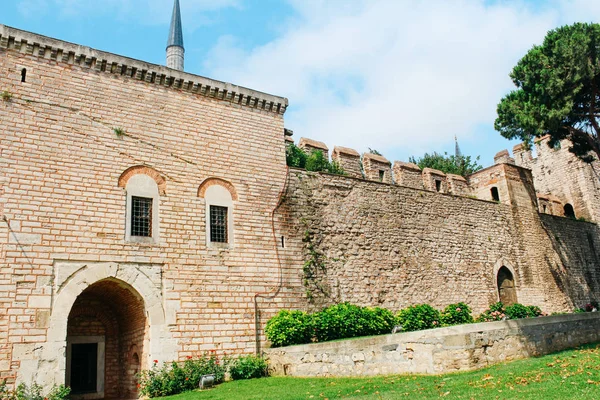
left=293, top=136, right=537, bottom=204
left=0, top=24, right=288, bottom=114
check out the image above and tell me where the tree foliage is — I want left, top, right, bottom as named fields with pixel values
left=495, top=23, right=600, bottom=162
left=285, top=143, right=344, bottom=175
left=409, top=152, right=482, bottom=176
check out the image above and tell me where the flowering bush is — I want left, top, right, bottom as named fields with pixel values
left=440, top=302, right=474, bottom=326
left=476, top=302, right=506, bottom=322
left=396, top=304, right=440, bottom=332
left=138, top=353, right=227, bottom=398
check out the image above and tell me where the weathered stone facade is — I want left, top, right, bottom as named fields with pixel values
left=2, top=24, right=600, bottom=393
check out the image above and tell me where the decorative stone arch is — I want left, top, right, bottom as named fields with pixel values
left=118, top=165, right=166, bottom=195
left=32, top=262, right=176, bottom=390
left=493, top=259, right=519, bottom=305
left=197, top=177, right=238, bottom=201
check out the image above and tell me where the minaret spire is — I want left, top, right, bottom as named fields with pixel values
left=166, top=0, right=184, bottom=71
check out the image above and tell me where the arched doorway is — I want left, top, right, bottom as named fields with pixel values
left=497, top=266, right=517, bottom=305
left=564, top=203, right=575, bottom=218
left=66, top=278, right=147, bottom=400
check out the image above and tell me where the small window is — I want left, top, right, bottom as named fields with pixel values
left=21, top=68, right=27, bottom=83
left=491, top=187, right=500, bottom=202
left=435, top=179, right=441, bottom=192
left=210, top=205, right=228, bottom=243
left=542, top=204, right=547, bottom=213
left=131, top=196, right=152, bottom=237
left=378, top=170, right=385, bottom=182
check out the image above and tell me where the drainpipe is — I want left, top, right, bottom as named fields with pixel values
left=254, top=166, right=290, bottom=355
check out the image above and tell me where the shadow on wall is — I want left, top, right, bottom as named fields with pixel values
left=540, top=214, right=600, bottom=308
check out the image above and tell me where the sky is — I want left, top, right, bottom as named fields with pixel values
left=3, top=0, right=600, bottom=166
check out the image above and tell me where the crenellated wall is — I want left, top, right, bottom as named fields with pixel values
left=276, top=165, right=600, bottom=315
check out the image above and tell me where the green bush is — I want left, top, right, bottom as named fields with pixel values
left=0, top=382, right=70, bottom=400
left=476, top=302, right=506, bottom=322
left=362, top=307, right=397, bottom=336
left=285, top=144, right=344, bottom=175
left=265, top=310, right=314, bottom=347
left=229, top=355, right=269, bottom=380
left=138, top=353, right=227, bottom=398
left=396, top=304, right=441, bottom=332
left=526, top=305, right=543, bottom=317
left=440, top=302, right=474, bottom=326
left=313, top=303, right=366, bottom=342
left=504, top=303, right=531, bottom=319
left=286, top=143, right=307, bottom=169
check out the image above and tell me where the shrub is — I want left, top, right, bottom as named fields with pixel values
left=229, top=355, right=268, bottom=380
left=0, top=382, right=70, bottom=400
left=313, top=303, right=366, bottom=342
left=504, top=303, right=532, bottom=319
left=285, top=144, right=345, bottom=175
left=440, top=302, right=474, bottom=326
left=286, top=143, right=307, bottom=169
left=138, top=353, right=227, bottom=398
left=526, top=305, right=543, bottom=317
left=476, top=302, right=506, bottom=322
left=396, top=304, right=441, bottom=332
left=265, top=310, right=314, bottom=347
left=362, top=307, right=397, bottom=336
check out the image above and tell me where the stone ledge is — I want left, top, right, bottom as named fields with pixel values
left=265, top=312, right=600, bottom=377
left=0, top=24, right=288, bottom=115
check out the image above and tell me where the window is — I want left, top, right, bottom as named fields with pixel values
left=199, top=179, right=236, bottom=247
left=21, top=68, right=26, bottom=83
left=435, top=179, right=442, bottom=192
left=210, top=205, right=228, bottom=243
left=378, top=170, right=385, bottom=182
left=124, top=173, right=160, bottom=243
left=131, top=196, right=152, bottom=237
left=491, top=187, right=500, bottom=202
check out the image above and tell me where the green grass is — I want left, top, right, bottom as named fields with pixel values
left=160, top=344, right=600, bottom=399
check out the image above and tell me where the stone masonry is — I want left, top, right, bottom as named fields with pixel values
left=2, top=23, right=600, bottom=394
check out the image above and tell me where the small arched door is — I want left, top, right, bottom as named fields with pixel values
left=497, top=266, right=517, bottom=305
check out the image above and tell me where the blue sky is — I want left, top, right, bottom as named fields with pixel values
left=3, top=0, right=600, bottom=166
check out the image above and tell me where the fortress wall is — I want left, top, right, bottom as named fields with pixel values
left=539, top=214, right=600, bottom=308
left=278, top=168, right=598, bottom=315
left=514, top=137, right=600, bottom=222
left=0, top=32, right=302, bottom=382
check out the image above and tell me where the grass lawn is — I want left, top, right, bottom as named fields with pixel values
left=160, top=344, right=600, bottom=399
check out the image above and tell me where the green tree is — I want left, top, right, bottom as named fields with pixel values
left=495, top=23, right=600, bottom=162
left=409, top=152, right=482, bottom=176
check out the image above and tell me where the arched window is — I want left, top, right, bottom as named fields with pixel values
left=497, top=266, right=517, bottom=305
left=198, top=178, right=237, bottom=247
left=122, top=174, right=161, bottom=243
left=564, top=203, right=575, bottom=219
left=491, top=187, right=500, bottom=202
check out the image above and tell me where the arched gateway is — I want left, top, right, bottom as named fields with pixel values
left=66, top=279, right=146, bottom=399
left=30, top=262, right=177, bottom=397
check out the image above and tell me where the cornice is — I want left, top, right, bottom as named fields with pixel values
left=0, top=25, right=288, bottom=115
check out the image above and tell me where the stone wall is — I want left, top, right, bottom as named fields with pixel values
left=266, top=312, right=600, bottom=377
left=514, top=136, right=600, bottom=222
left=0, top=24, right=302, bottom=387
left=277, top=168, right=600, bottom=314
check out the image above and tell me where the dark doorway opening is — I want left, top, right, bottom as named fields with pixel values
left=70, top=343, right=98, bottom=394
left=497, top=266, right=517, bottom=305
left=564, top=203, right=575, bottom=218
left=435, top=179, right=442, bottom=192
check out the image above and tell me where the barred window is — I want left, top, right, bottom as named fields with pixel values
left=210, top=205, right=228, bottom=243
left=131, top=196, right=152, bottom=237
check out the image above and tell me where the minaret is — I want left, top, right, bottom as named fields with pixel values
left=166, top=0, right=184, bottom=71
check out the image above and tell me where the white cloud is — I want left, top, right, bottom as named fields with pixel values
left=203, top=0, right=600, bottom=160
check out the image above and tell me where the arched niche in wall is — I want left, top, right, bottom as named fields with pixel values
left=497, top=266, right=518, bottom=305
left=564, top=203, right=575, bottom=219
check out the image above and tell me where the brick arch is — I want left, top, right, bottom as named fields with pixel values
left=118, top=165, right=166, bottom=195
left=197, top=177, right=238, bottom=201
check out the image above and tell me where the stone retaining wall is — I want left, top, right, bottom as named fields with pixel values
left=265, top=312, right=600, bottom=377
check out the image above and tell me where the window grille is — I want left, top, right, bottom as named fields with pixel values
left=210, top=205, right=228, bottom=243
left=131, top=196, right=152, bottom=237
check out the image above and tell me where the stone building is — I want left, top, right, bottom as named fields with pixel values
left=2, top=4, right=600, bottom=397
